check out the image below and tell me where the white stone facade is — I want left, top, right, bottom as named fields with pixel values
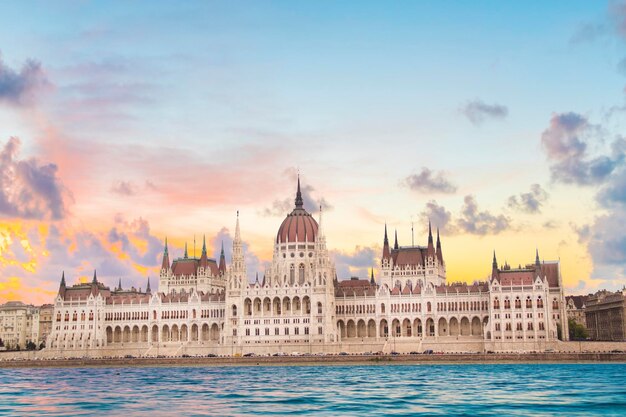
left=45, top=180, right=568, bottom=355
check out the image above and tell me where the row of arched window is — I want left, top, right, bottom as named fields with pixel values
left=56, top=311, right=94, bottom=322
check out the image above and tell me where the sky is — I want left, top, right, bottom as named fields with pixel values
left=1, top=1, right=626, bottom=304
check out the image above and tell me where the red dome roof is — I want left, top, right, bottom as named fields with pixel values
left=276, top=177, right=319, bottom=243
left=277, top=208, right=318, bottom=243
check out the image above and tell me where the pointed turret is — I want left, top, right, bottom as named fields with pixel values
left=59, top=271, right=66, bottom=298
left=234, top=211, right=241, bottom=243
left=199, top=235, right=208, bottom=269
left=90, top=270, right=98, bottom=296
left=535, top=248, right=542, bottom=278
left=370, top=268, right=375, bottom=285
left=118, top=278, right=122, bottom=291
left=426, top=220, right=435, bottom=259
left=436, top=228, right=443, bottom=265
left=184, top=242, right=188, bottom=259
left=146, top=277, right=151, bottom=294
left=295, top=174, right=304, bottom=209
left=382, top=223, right=391, bottom=262
left=255, top=272, right=259, bottom=284
left=491, top=251, right=499, bottom=280
left=231, top=211, right=246, bottom=280
left=161, top=238, right=170, bottom=271
left=394, top=229, right=399, bottom=250
left=261, top=274, right=266, bottom=287
left=317, top=204, right=325, bottom=240
left=218, top=241, right=226, bottom=275
left=535, top=248, right=541, bottom=267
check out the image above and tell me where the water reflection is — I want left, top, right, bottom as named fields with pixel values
left=0, top=364, right=625, bottom=416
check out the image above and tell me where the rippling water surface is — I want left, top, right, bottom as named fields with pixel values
left=1, top=363, right=625, bottom=416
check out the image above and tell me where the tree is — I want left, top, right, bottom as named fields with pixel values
left=568, top=318, right=588, bottom=340
left=0, top=338, right=4, bottom=347
left=26, top=341, right=37, bottom=350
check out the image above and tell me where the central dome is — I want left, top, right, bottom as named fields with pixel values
left=276, top=178, right=319, bottom=244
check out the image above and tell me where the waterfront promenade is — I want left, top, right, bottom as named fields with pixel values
left=1, top=351, right=625, bottom=368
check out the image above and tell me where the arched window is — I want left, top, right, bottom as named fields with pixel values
left=493, top=298, right=500, bottom=309
left=427, top=302, right=432, bottom=312
left=317, top=302, right=322, bottom=314
left=381, top=303, right=386, bottom=314
left=515, top=297, right=521, bottom=309
left=504, top=298, right=511, bottom=309
left=552, top=299, right=559, bottom=309
left=537, top=297, right=544, bottom=308
left=232, top=305, right=238, bottom=317
left=290, top=265, right=295, bottom=284
left=299, top=264, right=305, bottom=283
left=526, top=297, right=532, bottom=309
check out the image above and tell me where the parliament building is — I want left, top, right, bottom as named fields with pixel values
left=46, top=179, right=569, bottom=356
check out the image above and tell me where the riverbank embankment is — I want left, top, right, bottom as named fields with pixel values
left=1, top=352, right=625, bottom=368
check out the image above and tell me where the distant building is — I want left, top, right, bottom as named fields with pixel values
left=585, top=290, right=626, bottom=341
left=38, top=304, right=55, bottom=346
left=0, top=301, right=39, bottom=349
left=566, top=295, right=588, bottom=328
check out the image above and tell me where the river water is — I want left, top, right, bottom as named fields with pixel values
left=0, top=363, right=625, bottom=416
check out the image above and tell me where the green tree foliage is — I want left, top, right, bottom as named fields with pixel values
left=568, top=318, right=588, bottom=340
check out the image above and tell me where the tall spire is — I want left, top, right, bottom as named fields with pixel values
left=231, top=211, right=245, bottom=277
left=59, top=271, right=66, bottom=298
left=118, top=278, right=122, bottom=291
left=535, top=248, right=541, bottom=267
left=146, top=277, right=151, bottom=294
left=427, top=220, right=435, bottom=259
left=184, top=242, right=188, bottom=259
left=219, top=240, right=226, bottom=275
left=295, top=175, right=304, bottom=208
left=317, top=204, right=325, bottom=239
left=92, top=270, right=97, bottom=284
left=428, top=220, right=433, bottom=245
left=161, top=238, right=170, bottom=270
left=235, top=210, right=241, bottom=242
left=382, top=223, right=391, bottom=261
left=370, top=268, right=375, bottom=285
left=199, top=234, right=208, bottom=269
left=492, top=251, right=498, bottom=269
left=436, top=228, right=443, bottom=264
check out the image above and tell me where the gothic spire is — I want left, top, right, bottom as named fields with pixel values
left=59, top=271, right=66, bottom=298
left=428, top=220, right=433, bottom=245
left=202, top=235, right=207, bottom=255
left=492, top=251, right=498, bottom=269
left=92, top=269, right=97, bottom=284
left=146, top=277, right=151, bottom=294
left=382, top=223, right=390, bottom=261
left=118, top=278, right=122, bottom=291
left=218, top=240, right=226, bottom=275
left=535, top=248, right=541, bottom=267
left=436, top=227, right=443, bottom=264
left=295, top=174, right=303, bottom=208
left=184, top=242, right=188, bottom=259
left=370, top=268, right=375, bottom=285
left=161, top=237, right=170, bottom=270
left=427, top=220, right=435, bottom=258
left=394, top=229, right=398, bottom=250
